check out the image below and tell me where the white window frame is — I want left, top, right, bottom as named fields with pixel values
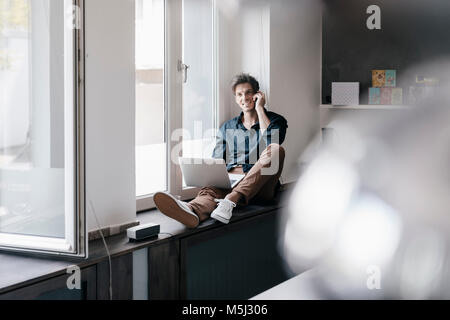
left=137, top=0, right=219, bottom=212
left=0, top=0, right=87, bottom=257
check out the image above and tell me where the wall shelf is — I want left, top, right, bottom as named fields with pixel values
left=320, top=104, right=411, bottom=110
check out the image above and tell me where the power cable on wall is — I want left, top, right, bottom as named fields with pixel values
left=88, top=200, right=113, bottom=300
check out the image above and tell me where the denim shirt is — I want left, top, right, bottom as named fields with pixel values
left=211, top=109, right=288, bottom=173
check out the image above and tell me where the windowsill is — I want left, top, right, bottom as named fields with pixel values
left=0, top=188, right=293, bottom=295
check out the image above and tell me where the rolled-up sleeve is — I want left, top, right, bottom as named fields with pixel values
left=261, top=116, right=288, bottom=146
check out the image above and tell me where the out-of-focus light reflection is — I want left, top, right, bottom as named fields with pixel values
left=283, top=151, right=358, bottom=270
left=398, top=230, right=446, bottom=299
left=316, top=195, right=402, bottom=298
left=280, top=60, right=450, bottom=299
left=335, top=195, right=401, bottom=270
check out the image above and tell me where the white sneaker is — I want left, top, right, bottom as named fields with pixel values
left=210, top=199, right=236, bottom=224
left=154, top=192, right=199, bottom=228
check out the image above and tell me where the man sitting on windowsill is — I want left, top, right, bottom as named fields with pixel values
left=154, top=73, right=288, bottom=228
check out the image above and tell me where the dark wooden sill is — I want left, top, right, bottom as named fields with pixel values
left=0, top=188, right=293, bottom=295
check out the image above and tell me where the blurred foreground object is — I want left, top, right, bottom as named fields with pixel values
left=281, top=60, right=450, bottom=299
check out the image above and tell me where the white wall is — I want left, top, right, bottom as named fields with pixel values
left=216, top=0, right=243, bottom=124
left=270, top=0, right=322, bottom=183
left=85, top=0, right=137, bottom=232
left=240, top=0, right=270, bottom=96
left=217, top=0, right=270, bottom=123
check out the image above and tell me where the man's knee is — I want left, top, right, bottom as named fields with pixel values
left=198, top=186, right=219, bottom=198
left=198, top=186, right=229, bottom=199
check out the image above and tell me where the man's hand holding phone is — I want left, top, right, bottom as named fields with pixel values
left=253, top=91, right=266, bottom=112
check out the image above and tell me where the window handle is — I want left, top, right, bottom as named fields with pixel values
left=178, top=60, right=190, bottom=83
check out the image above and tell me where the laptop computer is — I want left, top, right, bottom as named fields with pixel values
left=179, top=157, right=245, bottom=189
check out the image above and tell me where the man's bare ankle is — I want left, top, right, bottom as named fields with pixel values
left=225, top=193, right=240, bottom=205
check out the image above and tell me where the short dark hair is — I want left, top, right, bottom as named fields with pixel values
left=231, top=73, right=260, bottom=94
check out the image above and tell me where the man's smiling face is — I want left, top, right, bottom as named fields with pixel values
left=234, top=83, right=255, bottom=112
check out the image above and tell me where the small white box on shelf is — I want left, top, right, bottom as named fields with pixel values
left=331, top=82, right=360, bottom=105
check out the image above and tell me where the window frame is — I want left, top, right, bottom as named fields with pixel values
left=136, top=0, right=219, bottom=212
left=0, top=0, right=87, bottom=258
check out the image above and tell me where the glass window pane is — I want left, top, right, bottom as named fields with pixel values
left=182, top=0, right=215, bottom=160
left=135, top=0, right=166, bottom=197
left=0, top=0, right=72, bottom=239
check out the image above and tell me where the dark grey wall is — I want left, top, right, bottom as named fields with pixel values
left=322, top=0, right=450, bottom=104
